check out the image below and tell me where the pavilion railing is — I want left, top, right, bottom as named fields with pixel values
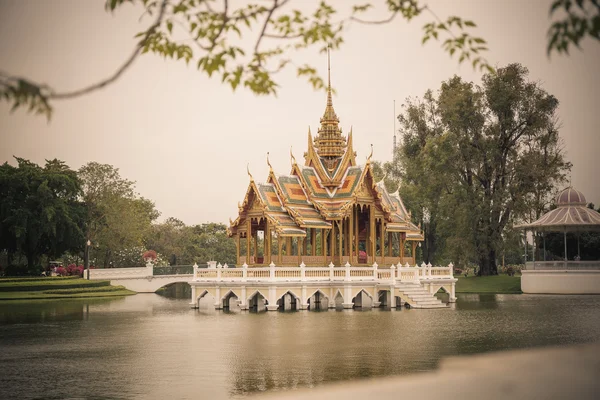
left=526, top=261, right=600, bottom=270
left=191, top=262, right=454, bottom=283
left=236, top=256, right=417, bottom=267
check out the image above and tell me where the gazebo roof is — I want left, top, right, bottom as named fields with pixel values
left=516, top=187, right=600, bottom=232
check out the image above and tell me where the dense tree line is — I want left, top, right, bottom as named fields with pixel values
left=0, top=159, right=235, bottom=275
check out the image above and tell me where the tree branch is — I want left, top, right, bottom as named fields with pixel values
left=49, top=0, right=169, bottom=100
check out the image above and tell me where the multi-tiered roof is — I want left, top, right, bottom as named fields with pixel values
left=229, top=52, right=422, bottom=240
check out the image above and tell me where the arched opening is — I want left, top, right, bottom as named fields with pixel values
left=435, top=287, right=450, bottom=303
left=307, top=290, right=329, bottom=311
left=378, top=290, right=389, bottom=308
left=222, top=290, right=240, bottom=310
left=197, top=290, right=215, bottom=310
left=276, top=291, right=299, bottom=311
left=334, top=290, right=344, bottom=310
left=352, top=289, right=373, bottom=310
left=248, top=291, right=268, bottom=312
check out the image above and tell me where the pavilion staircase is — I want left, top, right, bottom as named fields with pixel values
left=396, top=282, right=448, bottom=309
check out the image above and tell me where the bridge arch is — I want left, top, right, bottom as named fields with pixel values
left=221, top=289, right=240, bottom=309
left=277, top=290, right=300, bottom=311
left=307, top=289, right=329, bottom=310
left=333, top=289, right=344, bottom=308
left=352, top=289, right=373, bottom=309
left=247, top=290, right=269, bottom=312
left=110, top=276, right=193, bottom=293
left=196, top=289, right=216, bottom=309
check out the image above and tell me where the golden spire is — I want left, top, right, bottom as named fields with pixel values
left=314, top=45, right=346, bottom=160
left=367, top=144, right=373, bottom=162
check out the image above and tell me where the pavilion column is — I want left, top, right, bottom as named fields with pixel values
left=355, top=206, right=359, bottom=261
left=349, top=211, right=354, bottom=264
left=343, top=219, right=347, bottom=256
left=532, top=230, right=535, bottom=263
left=254, top=230, right=258, bottom=261
left=411, top=242, right=416, bottom=264
left=380, top=218, right=385, bottom=264
left=338, top=221, right=343, bottom=262
left=524, top=230, right=528, bottom=263
left=304, top=232, right=308, bottom=256
left=265, top=219, right=270, bottom=264
left=246, top=219, right=251, bottom=265
left=564, top=227, right=568, bottom=266
left=322, top=229, right=326, bottom=263
left=278, top=237, right=283, bottom=265
left=311, top=228, right=316, bottom=256
left=369, top=206, right=375, bottom=260
left=298, top=238, right=303, bottom=265
left=388, top=232, right=393, bottom=257
left=543, top=233, right=546, bottom=261
left=400, top=235, right=405, bottom=260
left=236, top=234, right=240, bottom=264
left=330, top=224, right=335, bottom=264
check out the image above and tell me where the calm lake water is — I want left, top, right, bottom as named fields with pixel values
left=1, top=292, right=600, bottom=399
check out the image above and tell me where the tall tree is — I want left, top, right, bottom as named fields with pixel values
left=0, top=158, right=85, bottom=271
left=78, top=162, right=159, bottom=267
left=394, top=64, right=571, bottom=275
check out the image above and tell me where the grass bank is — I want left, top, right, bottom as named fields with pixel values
left=456, top=274, right=522, bottom=294
left=0, top=277, right=136, bottom=300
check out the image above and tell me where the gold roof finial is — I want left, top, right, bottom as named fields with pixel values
left=367, top=144, right=373, bottom=162
left=290, top=146, right=297, bottom=166
left=326, top=44, right=332, bottom=106
left=247, top=163, right=254, bottom=181
left=314, top=44, right=346, bottom=159
left=266, top=152, right=273, bottom=171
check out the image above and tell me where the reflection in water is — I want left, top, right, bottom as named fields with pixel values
left=156, top=282, right=191, bottom=299
left=1, top=294, right=600, bottom=399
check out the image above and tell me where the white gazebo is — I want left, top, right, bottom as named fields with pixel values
left=516, top=187, right=600, bottom=293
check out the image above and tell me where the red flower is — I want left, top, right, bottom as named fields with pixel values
left=143, top=250, right=157, bottom=261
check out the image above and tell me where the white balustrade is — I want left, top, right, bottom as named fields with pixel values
left=189, top=262, right=455, bottom=283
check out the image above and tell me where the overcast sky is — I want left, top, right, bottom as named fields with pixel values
left=1, top=0, right=599, bottom=225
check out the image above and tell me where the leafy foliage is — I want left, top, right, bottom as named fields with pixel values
left=381, top=64, right=571, bottom=275
left=1, top=0, right=495, bottom=119
left=547, top=0, right=600, bottom=55
left=78, top=162, right=160, bottom=268
left=0, top=158, right=86, bottom=272
left=145, top=220, right=236, bottom=265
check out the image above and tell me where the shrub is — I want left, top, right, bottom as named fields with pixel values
left=55, top=267, right=67, bottom=276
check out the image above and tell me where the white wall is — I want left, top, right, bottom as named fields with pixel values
left=521, top=270, right=600, bottom=294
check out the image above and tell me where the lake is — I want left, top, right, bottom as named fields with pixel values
left=1, top=292, right=599, bottom=399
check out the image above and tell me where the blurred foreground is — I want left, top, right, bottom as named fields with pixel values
left=256, top=342, right=600, bottom=400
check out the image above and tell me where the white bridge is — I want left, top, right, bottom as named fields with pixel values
left=87, top=264, right=193, bottom=293
left=88, top=262, right=457, bottom=310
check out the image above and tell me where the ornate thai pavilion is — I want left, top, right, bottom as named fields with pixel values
left=228, top=56, right=423, bottom=267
